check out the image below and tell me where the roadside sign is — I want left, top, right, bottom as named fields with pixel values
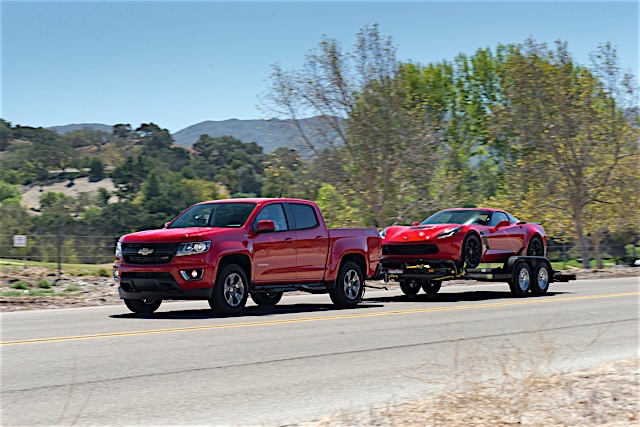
left=13, top=235, right=27, bottom=247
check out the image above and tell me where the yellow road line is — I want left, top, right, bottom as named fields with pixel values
left=2, top=291, right=638, bottom=346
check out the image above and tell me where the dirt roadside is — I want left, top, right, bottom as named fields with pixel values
left=0, top=266, right=638, bottom=312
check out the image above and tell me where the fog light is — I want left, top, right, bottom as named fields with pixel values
left=191, top=270, right=198, bottom=278
left=180, top=269, right=203, bottom=281
left=113, top=268, right=120, bottom=282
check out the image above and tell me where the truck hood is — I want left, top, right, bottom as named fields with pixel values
left=383, top=224, right=462, bottom=243
left=120, top=227, right=239, bottom=244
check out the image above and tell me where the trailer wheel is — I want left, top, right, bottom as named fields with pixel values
left=400, top=279, right=421, bottom=296
left=124, top=298, right=162, bottom=315
left=462, top=234, right=482, bottom=268
left=250, top=291, right=283, bottom=306
left=509, top=261, right=532, bottom=297
left=531, top=260, right=551, bottom=295
left=422, top=280, right=442, bottom=295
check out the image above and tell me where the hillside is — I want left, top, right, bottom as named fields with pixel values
left=48, top=123, right=113, bottom=135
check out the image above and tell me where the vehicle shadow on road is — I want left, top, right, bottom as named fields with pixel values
left=109, top=303, right=385, bottom=320
left=365, top=290, right=569, bottom=304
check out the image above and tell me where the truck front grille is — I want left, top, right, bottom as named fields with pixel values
left=122, top=243, right=179, bottom=265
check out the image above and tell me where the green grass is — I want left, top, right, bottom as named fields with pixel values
left=10, top=282, right=29, bottom=290
left=65, top=285, right=80, bottom=292
left=0, top=259, right=113, bottom=276
left=1, top=290, right=24, bottom=297
left=37, top=280, right=54, bottom=289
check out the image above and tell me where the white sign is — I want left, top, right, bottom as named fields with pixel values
left=13, top=235, right=27, bottom=247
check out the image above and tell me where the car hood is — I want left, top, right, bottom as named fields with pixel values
left=120, top=227, right=239, bottom=244
left=383, top=224, right=463, bottom=243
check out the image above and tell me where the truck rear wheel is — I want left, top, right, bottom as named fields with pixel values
left=422, top=280, right=442, bottom=295
left=124, top=298, right=162, bottom=315
left=209, top=264, right=248, bottom=314
left=250, top=291, right=283, bottom=306
left=531, top=260, right=551, bottom=295
left=329, top=261, right=364, bottom=307
left=399, top=279, right=421, bottom=296
left=509, top=261, right=532, bottom=297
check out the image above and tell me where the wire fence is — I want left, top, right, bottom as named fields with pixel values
left=0, top=235, right=636, bottom=269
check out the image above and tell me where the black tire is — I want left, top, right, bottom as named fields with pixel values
left=526, top=236, right=545, bottom=257
left=509, top=261, right=532, bottom=297
left=124, top=298, right=162, bottom=314
left=462, top=233, right=482, bottom=268
left=531, top=260, right=551, bottom=295
left=399, top=279, right=421, bottom=296
left=329, top=261, right=364, bottom=307
left=209, top=264, right=249, bottom=314
left=250, top=291, right=283, bottom=306
left=422, top=280, right=442, bottom=295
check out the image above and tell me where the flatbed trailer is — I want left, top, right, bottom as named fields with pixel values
left=381, top=256, right=575, bottom=297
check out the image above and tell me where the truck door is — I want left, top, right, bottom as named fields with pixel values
left=252, top=203, right=297, bottom=284
left=287, top=202, right=329, bottom=282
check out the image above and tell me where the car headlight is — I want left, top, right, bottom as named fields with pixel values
left=115, top=242, right=122, bottom=257
left=437, top=227, right=461, bottom=239
left=380, top=227, right=389, bottom=238
left=176, top=241, right=211, bottom=256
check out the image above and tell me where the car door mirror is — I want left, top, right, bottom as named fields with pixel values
left=412, top=221, right=420, bottom=226
left=164, top=221, right=172, bottom=229
left=494, top=219, right=511, bottom=230
left=256, top=220, right=276, bottom=233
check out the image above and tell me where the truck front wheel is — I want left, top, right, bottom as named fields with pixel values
left=124, top=298, right=162, bottom=315
left=329, top=261, right=364, bottom=307
left=250, top=291, right=283, bottom=306
left=209, top=264, right=248, bottom=314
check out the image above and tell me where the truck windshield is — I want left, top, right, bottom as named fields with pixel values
left=421, top=210, right=492, bottom=226
left=169, top=203, right=257, bottom=228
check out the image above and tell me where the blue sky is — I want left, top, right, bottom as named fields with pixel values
left=2, top=0, right=638, bottom=133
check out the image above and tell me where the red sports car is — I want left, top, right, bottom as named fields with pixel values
left=381, top=208, right=546, bottom=269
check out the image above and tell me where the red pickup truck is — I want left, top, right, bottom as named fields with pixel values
left=114, top=198, right=381, bottom=314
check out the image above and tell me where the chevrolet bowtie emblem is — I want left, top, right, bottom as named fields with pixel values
left=138, top=248, right=154, bottom=256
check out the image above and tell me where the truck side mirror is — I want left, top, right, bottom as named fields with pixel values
left=256, top=220, right=276, bottom=233
left=494, top=219, right=511, bottom=230
left=412, top=221, right=420, bottom=226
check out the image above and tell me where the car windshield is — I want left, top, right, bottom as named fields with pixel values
left=421, top=210, right=492, bottom=226
left=169, top=203, right=257, bottom=228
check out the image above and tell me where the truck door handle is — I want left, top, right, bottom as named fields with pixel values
left=315, top=236, right=323, bottom=240
left=285, top=238, right=293, bottom=243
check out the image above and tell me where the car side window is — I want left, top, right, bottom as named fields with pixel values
left=488, top=212, right=509, bottom=227
left=289, top=203, right=319, bottom=230
left=254, top=204, right=289, bottom=231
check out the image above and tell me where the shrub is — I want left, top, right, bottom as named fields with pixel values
left=10, top=282, right=29, bottom=290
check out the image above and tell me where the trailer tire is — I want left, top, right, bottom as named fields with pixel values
left=250, top=291, right=283, bottom=306
left=531, top=260, right=551, bottom=295
left=422, top=280, right=442, bottom=295
left=509, top=261, right=532, bottom=297
left=400, top=279, right=421, bottom=296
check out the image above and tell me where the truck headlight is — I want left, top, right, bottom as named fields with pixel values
left=115, top=242, right=122, bottom=257
left=176, top=241, right=211, bottom=256
left=437, top=227, right=461, bottom=239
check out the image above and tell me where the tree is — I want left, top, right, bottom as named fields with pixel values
left=113, top=123, right=133, bottom=139
left=89, top=158, right=105, bottom=180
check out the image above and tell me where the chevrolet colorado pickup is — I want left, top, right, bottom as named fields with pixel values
left=114, top=198, right=381, bottom=314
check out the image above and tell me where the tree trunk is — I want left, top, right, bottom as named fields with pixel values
left=592, top=231, right=604, bottom=269
left=575, top=209, right=591, bottom=269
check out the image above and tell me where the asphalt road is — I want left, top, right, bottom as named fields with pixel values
left=1, top=277, right=638, bottom=426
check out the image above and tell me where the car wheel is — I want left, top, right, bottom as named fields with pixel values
left=526, top=236, right=545, bottom=257
left=422, top=280, right=442, bottom=295
left=250, top=291, right=283, bottom=306
left=399, top=279, right=421, bottom=296
left=124, top=298, right=162, bottom=315
left=531, top=260, right=551, bottom=295
left=209, top=264, right=248, bottom=314
left=329, top=261, right=364, bottom=307
left=462, top=234, right=482, bottom=269
left=509, top=261, right=532, bottom=297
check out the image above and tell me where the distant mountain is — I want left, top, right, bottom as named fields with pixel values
left=172, top=117, right=343, bottom=153
left=48, top=123, right=113, bottom=135
left=48, top=117, right=343, bottom=154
